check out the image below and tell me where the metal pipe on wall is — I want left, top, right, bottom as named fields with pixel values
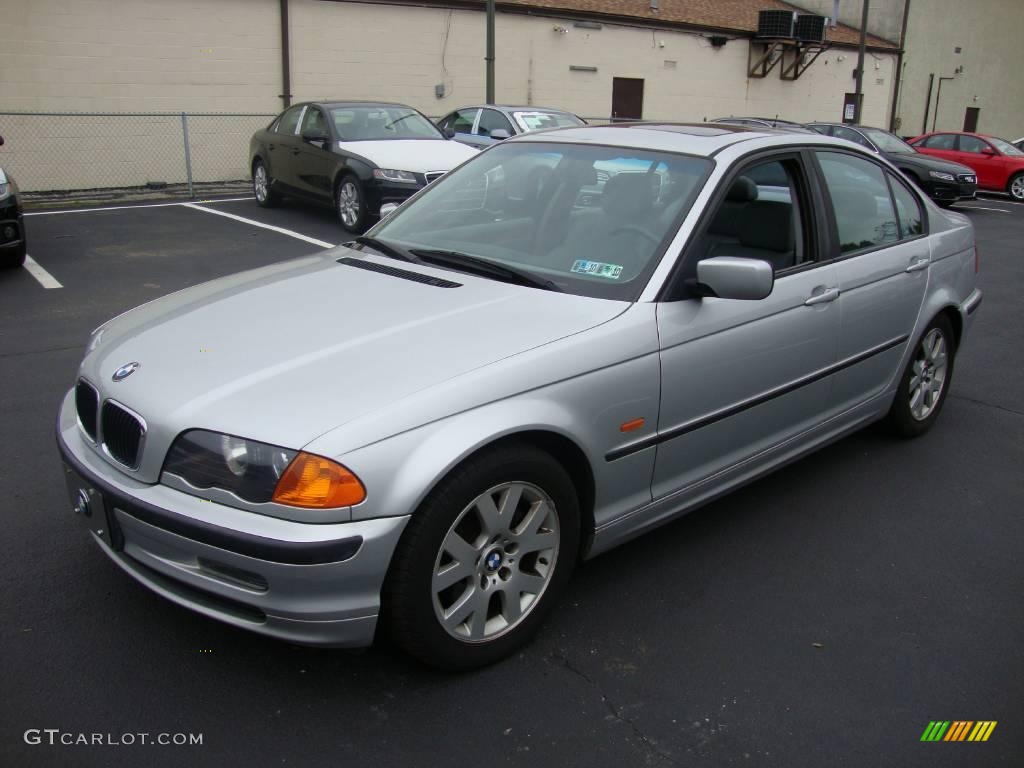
left=921, top=73, right=934, bottom=134
left=485, top=0, right=496, bottom=103
left=888, top=0, right=911, bottom=132
left=852, top=0, right=870, bottom=123
left=280, top=0, right=292, bottom=108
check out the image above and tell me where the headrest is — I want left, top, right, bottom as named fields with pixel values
left=726, top=176, right=758, bottom=202
left=738, top=201, right=793, bottom=253
left=602, top=173, right=654, bottom=218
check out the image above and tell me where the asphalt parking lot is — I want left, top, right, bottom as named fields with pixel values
left=1, top=194, right=1021, bottom=767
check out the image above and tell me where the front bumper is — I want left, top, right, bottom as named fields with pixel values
left=0, top=194, right=25, bottom=250
left=57, top=389, right=408, bottom=647
left=925, top=177, right=977, bottom=203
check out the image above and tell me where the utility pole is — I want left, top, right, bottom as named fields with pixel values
left=853, top=0, right=870, bottom=123
left=486, top=0, right=496, bottom=104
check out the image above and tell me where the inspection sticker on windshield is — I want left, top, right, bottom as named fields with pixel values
left=571, top=259, right=623, bottom=280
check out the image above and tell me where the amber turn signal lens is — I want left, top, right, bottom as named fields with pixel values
left=272, top=452, right=366, bottom=508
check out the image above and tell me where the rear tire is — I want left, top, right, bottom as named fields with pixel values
left=1007, top=172, right=1024, bottom=202
left=383, top=442, right=580, bottom=670
left=252, top=159, right=280, bottom=208
left=0, top=241, right=26, bottom=269
left=884, top=314, right=956, bottom=437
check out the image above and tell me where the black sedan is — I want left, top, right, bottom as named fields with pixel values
left=249, top=101, right=478, bottom=233
left=808, top=123, right=977, bottom=207
left=0, top=134, right=27, bottom=269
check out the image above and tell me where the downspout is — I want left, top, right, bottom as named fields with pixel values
left=888, top=0, right=911, bottom=132
left=280, top=0, right=292, bottom=108
left=921, top=73, right=933, bottom=135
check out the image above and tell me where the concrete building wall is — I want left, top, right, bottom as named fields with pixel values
left=0, top=0, right=897, bottom=191
left=894, top=0, right=1024, bottom=141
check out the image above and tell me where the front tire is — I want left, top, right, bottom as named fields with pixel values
left=1007, top=172, right=1024, bottom=202
left=884, top=314, right=956, bottom=437
left=335, top=174, right=367, bottom=233
left=383, top=442, right=580, bottom=670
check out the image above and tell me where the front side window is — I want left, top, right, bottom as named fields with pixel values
left=477, top=109, right=515, bottom=137
left=690, top=158, right=807, bottom=275
left=275, top=105, right=305, bottom=135
left=512, top=111, right=585, bottom=133
left=330, top=106, right=443, bottom=141
left=958, top=135, right=990, bottom=154
left=300, top=107, right=328, bottom=137
left=445, top=109, right=478, bottom=135
left=817, top=152, right=899, bottom=254
left=371, top=142, right=711, bottom=300
left=988, top=136, right=1024, bottom=156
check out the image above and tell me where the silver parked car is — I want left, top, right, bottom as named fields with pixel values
left=58, top=123, right=981, bottom=669
left=437, top=104, right=584, bottom=149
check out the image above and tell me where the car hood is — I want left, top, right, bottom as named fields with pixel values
left=338, top=139, right=478, bottom=173
left=83, top=248, right=626, bottom=475
left=888, top=152, right=975, bottom=175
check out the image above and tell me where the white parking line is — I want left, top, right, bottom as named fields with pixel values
left=23, top=255, right=63, bottom=289
left=182, top=203, right=337, bottom=249
left=24, top=197, right=255, bottom=217
left=959, top=205, right=1012, bottom=214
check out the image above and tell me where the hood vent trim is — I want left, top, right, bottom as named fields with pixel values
left=337, top=256, right=462, bottom=288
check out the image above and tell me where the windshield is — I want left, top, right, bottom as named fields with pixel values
left=513, top=111, right=585, bottom=133
left=370, top=142, right=712, bottom=300
left=989, top=136, right=1024, bottom=156
left=861, top=127, right=916, bottom=154
left=329, top=106, right=443, bottom=141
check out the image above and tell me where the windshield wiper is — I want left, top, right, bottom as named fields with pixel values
left=409, top=248, right=562, bottom=292
left=383, top=113, right=418, bottom=130
left=352, top=236, right=419, bottom=263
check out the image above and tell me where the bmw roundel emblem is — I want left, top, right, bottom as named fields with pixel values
left=111, top=361, right=141, bottom=382
left=485, top=551, right=502, bottom=571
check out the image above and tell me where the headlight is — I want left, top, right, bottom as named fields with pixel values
left=0, top=183, right=10, bottom=201
left=372, top=168, right=418, bottom=183
left=162, top=429, right=365, bottom=508
left=929, top=170, right=956, bottom=182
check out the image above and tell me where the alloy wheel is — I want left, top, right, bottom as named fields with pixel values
left=1010, top=175, right=1024, bottom=201
left=253, top=164, right=268, bottom=203
left=909, top=328, right=948, bottom=421
left=431, top=482, right=560, bottom=642
left=338, top=181, right=361, bottom=228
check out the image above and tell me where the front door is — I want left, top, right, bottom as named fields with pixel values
left=955, top=134, right=1004, bottom=189
left=652, top=153, right=840, bottom=500
left=294, top=106, right=334, bottom=199
left=611, top=77, right=644, bottom=121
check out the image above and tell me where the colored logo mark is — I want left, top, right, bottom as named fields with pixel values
left=920, top=721, right=997, bottom=742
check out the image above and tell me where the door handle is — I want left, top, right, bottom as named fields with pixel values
left=905, top=258, right=930, bottom=273
left=804, top=287, right=840, bottom=306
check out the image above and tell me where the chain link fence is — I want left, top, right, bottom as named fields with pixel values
left=0, top=111, right=275, bottom=199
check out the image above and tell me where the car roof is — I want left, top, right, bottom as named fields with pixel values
left=453, top=105, right=577, bottom=114
left=512, top=122, right=838, bottom=155
left=315, top=100, right=419, bottom=110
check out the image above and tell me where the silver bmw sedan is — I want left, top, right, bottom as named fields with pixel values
left=57, top=123, right=981, bottom=669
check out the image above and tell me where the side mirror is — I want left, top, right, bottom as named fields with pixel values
left=301, top=127, right=329, bottom=143
left=489, top=129, right=511, bottom=140
left=696, top=256, right=774, bottom=300
left=379, top=202, right=401, bottom=219
left=980, top=146, right=997, bottom=155
left=443, top=127, right=456, bottom=139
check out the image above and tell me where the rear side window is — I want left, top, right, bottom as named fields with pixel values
left=817, top=152, right=898, bottom=254
left=888, top=175, right=924, bottom=239
left=833, top=126, right=873, bottom=149
left=275, top=105, right=304, bottom=135
left=921, top=134, right=956, bottom=150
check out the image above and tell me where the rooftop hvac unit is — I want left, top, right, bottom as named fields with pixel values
left=795, top=14, right=827, bottom=43
left=757, top=9, right=796, bottom=38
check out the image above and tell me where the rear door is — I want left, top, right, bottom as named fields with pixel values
left=652, top=152, right=840, bottom=499
left=812, top=150, right=929, bottom=411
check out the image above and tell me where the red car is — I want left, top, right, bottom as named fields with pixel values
left=909, top=131, right=1024, bottom=201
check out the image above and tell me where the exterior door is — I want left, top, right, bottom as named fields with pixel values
left=268, top=104, right=306, bottom=192
left=955, top=134, right=1004, bottom=189
left=963, top=107, right=980, bottom=133
left=915, top=133, right=959, bottom=163
left=611, top=78, right=644, bottom=121
left=294, top=106, right=334, bottom=199
left=652, top=154, right=840, bottom=499
left=813, top=150, right=929, bottom=411
left=441, top=108, right=484, bottom=148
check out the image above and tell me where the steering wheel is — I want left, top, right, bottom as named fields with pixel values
left=608, top=225, right=661, bottom=245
